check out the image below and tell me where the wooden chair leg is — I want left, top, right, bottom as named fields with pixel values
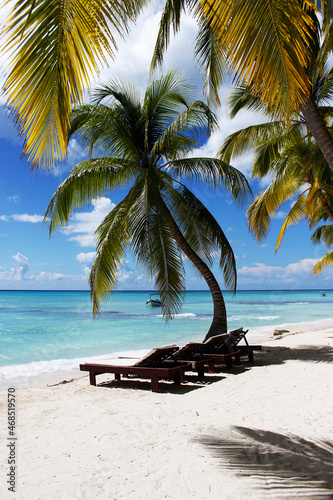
left=89, top=371, right=96, bottom=386
left=151, top=376, right=159, bottom=392
left=115, top=374, right=121, bottom=381
left=208, top=362, right=215, bottom=373
left=235, top=353, right=241, bottom=365
left=226, top=357, right=233, bottom=368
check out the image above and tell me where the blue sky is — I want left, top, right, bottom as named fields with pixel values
left=0, top=4, right=332, bottom=291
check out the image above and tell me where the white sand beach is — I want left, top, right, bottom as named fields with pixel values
left=1, top=327, right=332, bottom=499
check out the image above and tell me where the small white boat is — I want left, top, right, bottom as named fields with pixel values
left=146, top=293, right=162, bottom=307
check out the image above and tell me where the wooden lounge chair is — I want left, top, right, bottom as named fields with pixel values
left=80, top=345, right=192, bottom=393
left=167, top=343, right=216, bottom=376
left=223, top=328, right=262, bottom=362
left=169, top=335, right=242, bottom=371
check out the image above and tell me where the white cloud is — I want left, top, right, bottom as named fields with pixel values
left=76, top=252, right=96, bottom=265
left=63, top=197, right=115, bottom=247
left=12, top=252, right=28, bottom=266
left=274, top=210, right=288, bottom=220
left=90, top=4, right=202, bottom=94
left=34, top=271, right=74, bottom=281
left=12, top=214, right=44, bottom=223
left=6, top=195, right=19, bottom=203
left=0, top=252, right=30, bottom=281
left=0, top=253, right=89, bottom=288
left=115, top=258, right=147, bottom=287
left=0, top=213, right=44, bottom=223
left=237, top=258, right=333, bottom=289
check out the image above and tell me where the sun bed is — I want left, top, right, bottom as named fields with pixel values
left=79, top=345, right=192, bottom=393
left=223, top=328, right=262, bottom=362
left=169, top=335, right=242, bottom=371
left=167, top=343, right=216, bottom=376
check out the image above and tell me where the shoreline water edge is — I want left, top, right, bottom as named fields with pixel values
left=0, top=327, right=332, bottom=499
left=0, top=289, right=332, bottom=389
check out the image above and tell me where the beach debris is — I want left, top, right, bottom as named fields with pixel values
left=47, top=379, right=75, bottom=387
left=273, top=329, right=290, bottom=336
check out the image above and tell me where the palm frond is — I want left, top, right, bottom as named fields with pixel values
left=228, top=85, right=271, bottom=119
left=168, top=185, right=237, bottom=291
left=90, top=197, right=132, bottom=315
left=126, top=173, right=186, bottom=319
left=246, top=170, right=302, bottom=242
left=311, top=224, right=333, bottom=246
left=275, top=195, right=307, bottom=251
left=45, top=158, right=136, bottom=234
left=150, top=0, right=188, bottom=71
left=165, top=157, right=252, bottom=203
left=70, top=101, right=143, bottom=159
left=194, top=16, right=227, bottom=107
left=312, top=250, right=333, bottom=275
left=199, top=0, right=314, bottom=117
left=150, top=101, right=218, bottom=163
left=218, top=121, right=285, bottom=165
left=3, top=0, right=140, bottom=168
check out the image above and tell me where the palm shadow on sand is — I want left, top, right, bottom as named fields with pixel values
left=196, top=426, right=333, bottom=497
left=251, top=344, right=333, bottom=366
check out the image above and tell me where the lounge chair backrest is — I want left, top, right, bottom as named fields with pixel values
left=203, top=333, right=228, bottom=352
left=171, top=342, right=206, bottom=360
left=134, top=345, right=178, bottom=367
left=224, top=328, right=249, bottom=352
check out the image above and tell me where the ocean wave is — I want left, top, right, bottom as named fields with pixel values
left=156, top=312, right=197, bottom=319
left=0, top=348, right=151, bottom=382
left=229, top=315, right=279, bottom=321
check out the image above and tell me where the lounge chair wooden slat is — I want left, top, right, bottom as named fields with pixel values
left=80, top=346, right=192, bottom=392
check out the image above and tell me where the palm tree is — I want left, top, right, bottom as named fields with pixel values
left=152, top=1, right=333, bottom=173
left=2, top=0, right=329, bottom=168
left=218, top=85, right=333, bottom=274
left=45, top=72, right=251, bottom=339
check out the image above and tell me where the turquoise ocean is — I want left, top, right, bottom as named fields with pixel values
left=0, top=289, right=332, bottom=387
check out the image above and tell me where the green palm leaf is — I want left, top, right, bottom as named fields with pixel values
left=312, top=250, right=333, bottom=275
left=45, top=158, right=136, bottom=234
left=311, top=224, right=333, bottom=246
left=168, top=185, right=237, bottom=291
left=3, top=0, right=140, bottom=168
left=275, top=195, right=307, bottom=251
left=167, top=157, right=251, bottom=202
left=90, top=197, right=132, bottom=315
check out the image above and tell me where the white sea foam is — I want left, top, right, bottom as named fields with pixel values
left=229, top=315, right=280, bottom=321
left=156, top=313, right=197, bottom=319
left=0, top=348, right=150, bottom=385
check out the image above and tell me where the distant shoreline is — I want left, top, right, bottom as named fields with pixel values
left=1, top=318, right=332, bottom=391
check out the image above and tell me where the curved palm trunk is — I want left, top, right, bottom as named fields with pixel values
left=301, top=98, right=333, bottom=174
left=160, top=200, right=228, bottom=341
